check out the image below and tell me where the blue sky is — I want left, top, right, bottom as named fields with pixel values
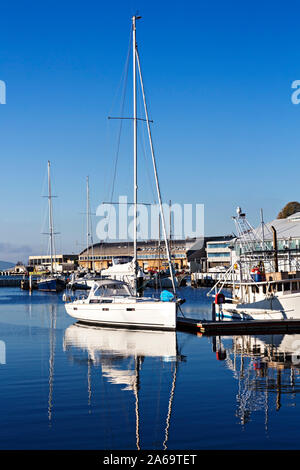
left=1, top=0, right=300, bottom=262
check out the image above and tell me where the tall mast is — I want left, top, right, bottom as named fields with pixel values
left=48, top=160, right=54, bottom=274
left=135, top=45, right=177, bottom=295
left=260, top=208, right=265, bottom=246
left=85, top=176, right=95, bottom=272
left=132, top=15, right=140, bottom=293
left=86, top=176, right=90, bottom=270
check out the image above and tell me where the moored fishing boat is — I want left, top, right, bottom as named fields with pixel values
left=208, top=207, right=300, bottom=321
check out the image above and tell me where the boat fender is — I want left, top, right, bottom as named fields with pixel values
left=62, top=293, right=71, bottom=303
left=215, top=293, right=225, bottom=305
left=160, top=290, right=175, bottom=302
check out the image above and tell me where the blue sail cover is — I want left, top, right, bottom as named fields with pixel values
left=160, top=290, right=175, bottom=302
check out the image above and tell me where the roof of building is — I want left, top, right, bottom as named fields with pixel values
left=254, top=213, right=300, bottom=240
left=79, top=239, right=190, bottom=257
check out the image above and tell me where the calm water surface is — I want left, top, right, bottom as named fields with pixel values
left=0, top=286, right=300, bottom=450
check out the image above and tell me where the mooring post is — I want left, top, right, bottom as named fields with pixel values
left=212, top=302, right=216, bottom=322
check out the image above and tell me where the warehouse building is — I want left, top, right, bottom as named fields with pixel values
left=28, top=254, right=78, bottom=272
left=78, top=240, right=189, bottom=271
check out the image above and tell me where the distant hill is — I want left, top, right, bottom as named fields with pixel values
left=277, top=201, right=300, bottom=219
left=0, top=260, right=15, bottom=271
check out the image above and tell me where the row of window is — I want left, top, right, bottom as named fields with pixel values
left=29, top=258, right=62, bottom=265
left=251, top=281, right=300, bottom=294
left=207, top=253, right=231, bottom=258
left=237, top=239, right=300, bottom=255
left=79, top=254, right=186, bottom=261
left=207, top=243, right=230, bottom=249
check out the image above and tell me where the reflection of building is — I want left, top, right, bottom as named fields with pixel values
left=28, top=254, right=78, bottom=272
left=214, top=334, right=300, bottom=427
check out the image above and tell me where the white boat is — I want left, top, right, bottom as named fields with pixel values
left=216, top=277, right=300, bottom=321
left=64, top=16, right=181, bottom=329
left=209, top=207, right=300, bottom=321
left=67, top=271, right=103, bottom=290
left=65, top=279, right=177, bottom=329
left=100, top=256, right=145, bottom=290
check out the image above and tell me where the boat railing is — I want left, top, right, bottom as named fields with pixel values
left=207, top=264, right=236, bottom=298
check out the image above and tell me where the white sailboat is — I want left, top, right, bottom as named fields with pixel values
left=100, top=256, right=145, bottom=290
left=37, top=161, right=65, bottom=292
left=64, top=16, right=182, bottom=329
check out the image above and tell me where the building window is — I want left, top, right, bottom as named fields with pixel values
left=207, top=253, right=230, bottom=258
left=207, top=243, right=230, bottom=249
left=277, top=283, right=282, bottom=292
left=284, top=283, right=290, bottom=292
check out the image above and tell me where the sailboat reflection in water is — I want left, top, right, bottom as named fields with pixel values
left=63, top=323, right=184, bottom=449
left=213, top=333, right=300, bottom=427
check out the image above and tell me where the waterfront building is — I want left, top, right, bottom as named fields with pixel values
left=206, top=239, right=233, bottom=269
left=28, top=254, right=78, bottom=272
left=187, top=236, right=233, bottom=272
left=0, top=263, right=28, bottom=275
left=78, top=240, right=189, bottom=272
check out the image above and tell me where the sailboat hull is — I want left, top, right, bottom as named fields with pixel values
left=65, top=299, right=177, bottom=330
left=37, top=278, right=65, bottom=292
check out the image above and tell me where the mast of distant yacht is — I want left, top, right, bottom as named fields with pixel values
left=48, top=160, right=55, bottom=274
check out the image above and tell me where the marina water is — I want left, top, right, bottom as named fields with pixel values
left=0, top=286, right=300, bottom=450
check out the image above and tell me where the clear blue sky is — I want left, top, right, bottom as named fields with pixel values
left=1, top=0, right=300, bottom=262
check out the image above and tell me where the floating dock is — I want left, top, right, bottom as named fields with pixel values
left=176, top=317, right=300, bottom=335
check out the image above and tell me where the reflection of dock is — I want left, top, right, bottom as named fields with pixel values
left=177, top=317, right=300, bottom=335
